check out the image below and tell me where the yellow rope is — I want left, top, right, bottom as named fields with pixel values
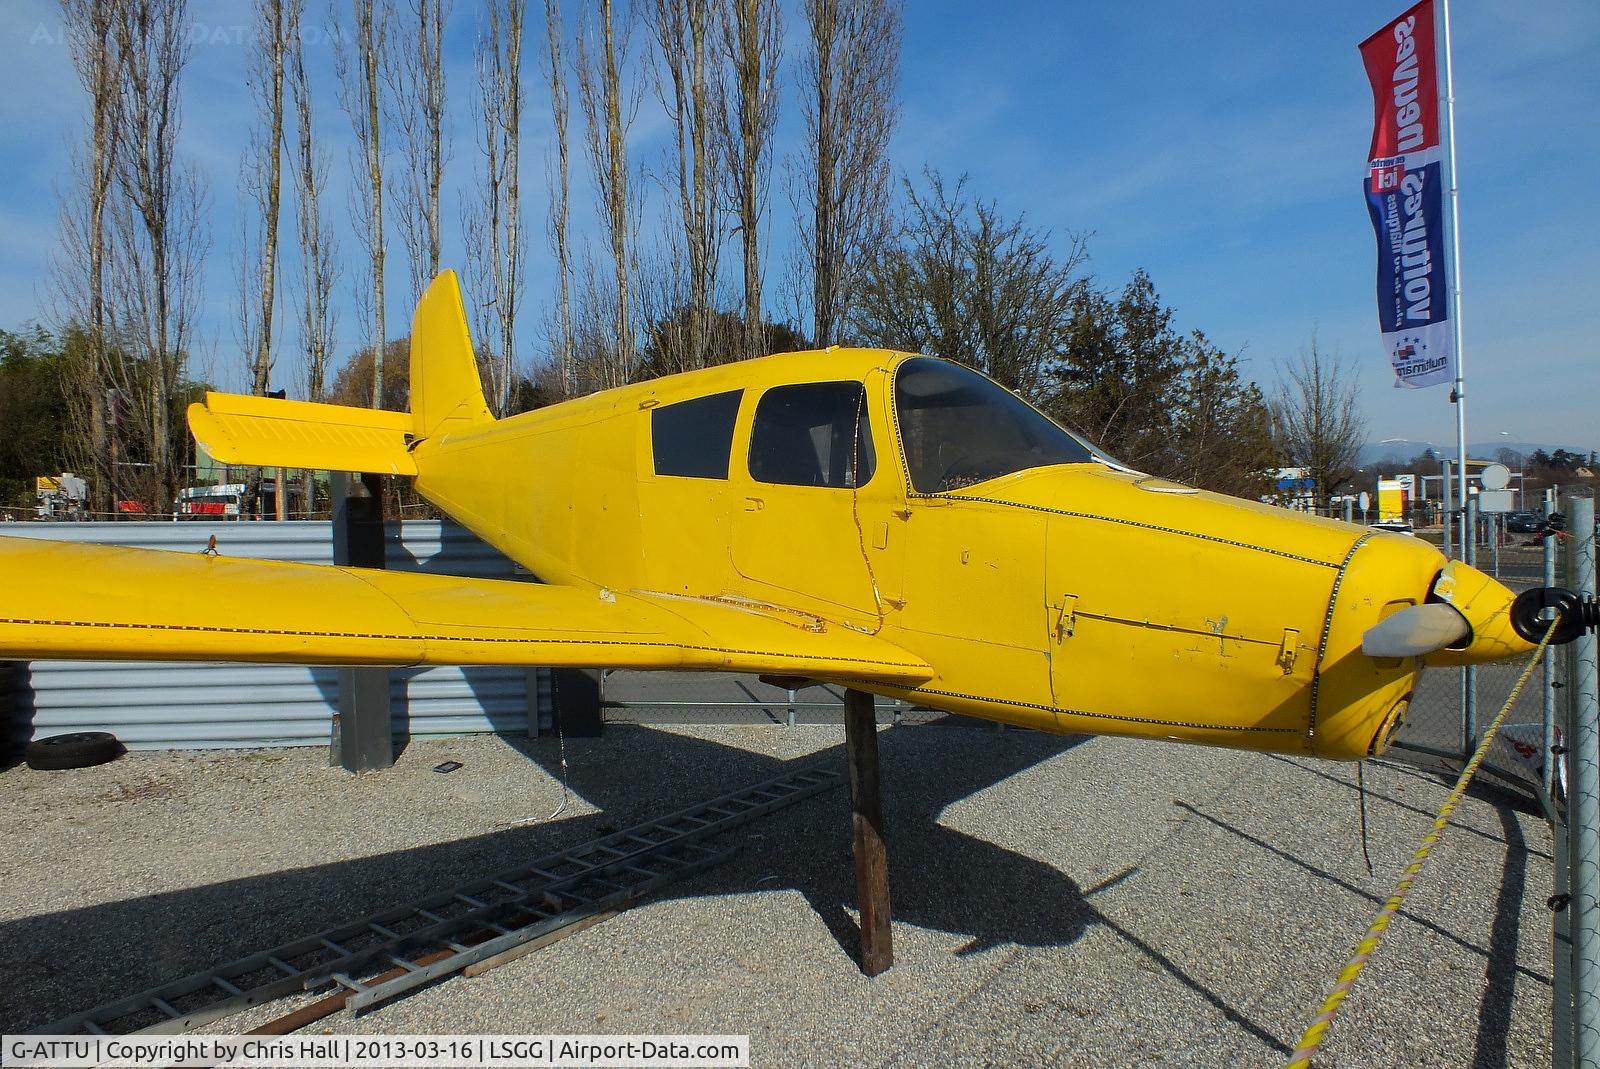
left=1284, top=617, right=1561, bottom=1068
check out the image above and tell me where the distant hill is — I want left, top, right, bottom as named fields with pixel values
left=1359, top=440, right=1597, bottom=467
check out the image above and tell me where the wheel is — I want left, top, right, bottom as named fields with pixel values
left=24, top=731, right=124, bottom=771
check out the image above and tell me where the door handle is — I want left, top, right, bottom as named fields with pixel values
left=1054, top=594, right=1078, bottom=642
left=744, top=497, right=765, bottom=512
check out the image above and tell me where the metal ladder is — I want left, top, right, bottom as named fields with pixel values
left=35, top=763, right=842, bottom=1035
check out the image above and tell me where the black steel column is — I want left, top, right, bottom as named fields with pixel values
left=331, top=472, right=394, bottom=772
left=551, top=668, right=604, bottom=738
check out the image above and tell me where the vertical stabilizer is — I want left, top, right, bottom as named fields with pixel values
left=410, top=270, right=494, bottom=442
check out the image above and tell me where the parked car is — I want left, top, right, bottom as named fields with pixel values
left=1505, top=511, right=1543, bottom=533
left=1368, top=518, right=1414, bottom=535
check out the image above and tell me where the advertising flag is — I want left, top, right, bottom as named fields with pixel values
left=1361, top=0, right=1453, bottom=389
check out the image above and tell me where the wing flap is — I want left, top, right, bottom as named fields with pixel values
left=188, top=392, right=418, bottom=476
left=0, top=537, right=931, bottom=685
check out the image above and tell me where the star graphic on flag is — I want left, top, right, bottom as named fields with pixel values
left=1393, top=335, right=1426, bottom=362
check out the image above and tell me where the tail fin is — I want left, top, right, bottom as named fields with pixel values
left=187, top=270, right=493, bottom=475
left=409, top=270, right=494, bottom=442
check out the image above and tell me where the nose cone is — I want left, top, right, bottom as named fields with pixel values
left=1421, top=560, right=1538, bottom=666
left=1313, top=541, right=1535, bottom=760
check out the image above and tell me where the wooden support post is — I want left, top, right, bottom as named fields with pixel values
left=844, top=688, right=893, bottom=976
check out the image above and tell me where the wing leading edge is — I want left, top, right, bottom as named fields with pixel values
left=0, top=536, right=930, bottom=685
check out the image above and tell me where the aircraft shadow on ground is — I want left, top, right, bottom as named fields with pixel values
left=1, top=720, right=1085, bottom=1030
left=0, top=720, right=1255, bottom=1047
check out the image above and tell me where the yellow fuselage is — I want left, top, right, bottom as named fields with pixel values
left=412, top=348, right=1527, bottom=762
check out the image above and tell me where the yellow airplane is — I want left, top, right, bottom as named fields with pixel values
left=0, top=272, right=1567, bottom=762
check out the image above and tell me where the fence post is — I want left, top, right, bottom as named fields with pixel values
left=1464, top=494, right=1480, bottom=752
left=1546, top=496, right=1562, bottom=801
left=1442, top=457, right=1454, bottom=560
left=1492, top=513, right=1501, bottom=578
left=1551, top=494, right=1575, bottom=1068
left=1565, top=494, right=1599, bottom=1066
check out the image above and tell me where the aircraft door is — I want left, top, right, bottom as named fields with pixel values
left=731, top=381, right=881, bottom=620
left=636, top=389, right=743, bottom=595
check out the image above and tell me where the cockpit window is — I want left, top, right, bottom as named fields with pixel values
left=652, top=389, right=743, bottom=479
left=894, top=357, right=1096, bottom=493
left=749, top=381, right=875, bottom=488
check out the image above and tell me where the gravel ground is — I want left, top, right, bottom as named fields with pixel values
left=0, top=718, right=1555, bottom=1067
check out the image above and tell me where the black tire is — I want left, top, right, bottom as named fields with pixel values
left=24, top=731, right=124, bottom=771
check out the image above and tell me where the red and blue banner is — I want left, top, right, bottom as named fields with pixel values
left=1361, top=0, right=1452, bottom=389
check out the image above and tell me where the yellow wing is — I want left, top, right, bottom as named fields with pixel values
left=0, top=537, right=931, bottom=685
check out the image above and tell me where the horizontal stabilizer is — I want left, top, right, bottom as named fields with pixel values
left=188, top=392, right=417, bottom=476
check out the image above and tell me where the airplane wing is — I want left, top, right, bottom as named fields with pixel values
left=0, top=537, right=932, bottom=686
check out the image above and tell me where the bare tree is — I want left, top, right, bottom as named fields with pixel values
left=466, top=0, right=526, bottom=416
left=1271, top=341, right=1367, bottom=511
left=336, top=0, right=390, bottom=408
left=716, top=0, right=779, bottom=359
left=632, top=239, right=693, bottom=375
left=568, top=248, right=634, bottom=394
left=850, top=171, right=1087, bottom=397
left=542, top=0, right=576, bottom=396
left=54, top=0, right=124, bottom=515
left=289, top=0, right=338, bottom=512
left=110, top=0, right=206, bottom=511
left=576, top=0, right=640, bottom=388
left=793, top=0, right=900, bottom=346
left=237, top=0, right=293, bottom=517
left=387, top=0, right=451, bottom=303
left=239, top=0, right=291, bottom=399
left=647, top=0, right=719, bottom=370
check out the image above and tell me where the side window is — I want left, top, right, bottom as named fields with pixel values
left=748, top=381, right=875, bottom=488
left=652, top=389, right=742, bottom=479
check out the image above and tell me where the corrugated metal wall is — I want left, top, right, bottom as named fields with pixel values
left=3, top=521, right=548, bottom=751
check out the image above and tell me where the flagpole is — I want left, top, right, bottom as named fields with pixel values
left=1440, top=0, right=1469, bottom=560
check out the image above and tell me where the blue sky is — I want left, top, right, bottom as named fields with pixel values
left=0, top=0, right=1595, bottom=449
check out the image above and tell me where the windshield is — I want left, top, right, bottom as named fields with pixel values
left=894, top=357, right=1097, bottom=493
